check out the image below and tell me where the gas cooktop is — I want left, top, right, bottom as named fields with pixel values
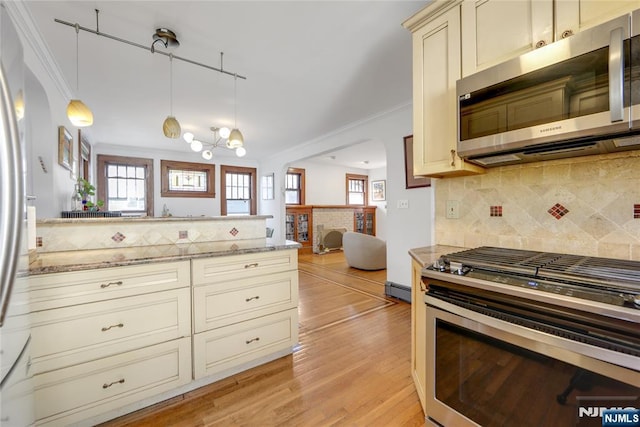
left=423, top=246, right=640, bottom=310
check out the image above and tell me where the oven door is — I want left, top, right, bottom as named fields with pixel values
left=425, top=296, right=640, bottom=427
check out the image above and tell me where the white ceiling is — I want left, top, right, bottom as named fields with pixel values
left=24, top=1, right=425, bottom=168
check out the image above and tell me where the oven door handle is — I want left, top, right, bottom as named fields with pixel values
left=609, top=26, right=625, bottom=123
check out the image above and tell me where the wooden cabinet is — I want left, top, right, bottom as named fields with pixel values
left=353, top=207, right=376, bottom=235
left=191, top=249, right=299, bottom=380
left=403, top=1, right=485, bottom=178
left=410, top=259, right=427, bottom=413
left=461, top=0, right=640, bottom=77
left=285, top=206, right=313, bottom=251
left=25, top=261, right=192, bottom=426
left=34, top=338, right=191, bottom=427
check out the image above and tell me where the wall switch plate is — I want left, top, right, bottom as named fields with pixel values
left=397, top=200, right=409, bottom=209
left=446, top=200, right=460, bottom=219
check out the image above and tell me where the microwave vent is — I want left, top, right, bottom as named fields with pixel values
left=613, top=135, right=640, bottom=148
left=472, top=153, right=521, bottom=166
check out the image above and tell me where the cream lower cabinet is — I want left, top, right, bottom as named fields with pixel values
left=403, top=1, right=485, bottom=178
left=192, top=250, right=299, bottom=380
left=25, top=261, right=192, bottom=426
left=410, top=259, right=427, bottom=414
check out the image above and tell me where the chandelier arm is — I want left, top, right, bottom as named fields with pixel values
left=53, top=18, right=247, bottom=80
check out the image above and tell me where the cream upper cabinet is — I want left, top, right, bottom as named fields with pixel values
left=404, top=1, right=485, bottom=178
left=462, top=0, right=640, bottom=77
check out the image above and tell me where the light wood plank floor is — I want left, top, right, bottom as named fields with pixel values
left=100, top=251, right=425, bottom=426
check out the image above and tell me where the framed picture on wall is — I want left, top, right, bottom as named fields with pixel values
left=403, top=135, right=431, bottom=189
left=58, top=126, right=73, bottom=172
left=372, top=180, right=386, bottom=201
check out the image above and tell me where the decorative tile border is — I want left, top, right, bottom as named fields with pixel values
left=36, top=217, right=268, bottom=253
left=548, top=203, right=569, bottom=220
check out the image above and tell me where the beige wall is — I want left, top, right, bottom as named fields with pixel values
left=434, top=150, right=640, bottom=260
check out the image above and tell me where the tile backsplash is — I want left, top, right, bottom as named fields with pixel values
left=36, top=217, right=268, bottom=253
left=435, top=151, right=640, bottom=260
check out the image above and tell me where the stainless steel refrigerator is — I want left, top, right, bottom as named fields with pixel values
left=1, top=3, right=34, bottom=425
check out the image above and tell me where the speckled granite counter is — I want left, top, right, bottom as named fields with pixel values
left=29, top=238, right=300, bottom=275
left=409, top=245, right=468, bottom=268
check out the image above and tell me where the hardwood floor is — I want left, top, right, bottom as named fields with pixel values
left=100, top=251, right=425, bottom=426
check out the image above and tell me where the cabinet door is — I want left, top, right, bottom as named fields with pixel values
left=412, top=6, right=484, bottom=177
left=30, top=288, right=191, bottom=374
left=193, top=270, right=299, bottom=332
left=461, top=0, right=553, bottom=76
left=193, top=308, right=298, bottom=380
left=34, top=337, right=191, bottom=426
left=411, top=259, right=427, bottom=413
left=555, top=0, right=640, bottom=39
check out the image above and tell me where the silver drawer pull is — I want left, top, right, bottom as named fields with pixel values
left=245, top=296, right=260, bottom=302
left=245, top=337, right=260, bottom=344
left=101, top=323, right=124, bottom=332
left=244, top=263, right=259, bottom=269
left=102, top=378, right=125, bottom=389
left=100, top=280, right=123, bottom=289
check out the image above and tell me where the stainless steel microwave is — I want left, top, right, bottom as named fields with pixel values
left=456, top=10, right=640, bottom=167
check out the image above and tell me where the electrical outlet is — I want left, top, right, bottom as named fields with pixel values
left=446, top=200, right=460, bottom=219
left=397, top=200, right=409, bottom=209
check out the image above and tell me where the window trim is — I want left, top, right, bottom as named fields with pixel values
left=346, top=173, right=368, bottom=206
left=220, top=165, right=257, bottom=216
left=285, top=167, right=306, bottom=205
left=97, top=154, right=154, bottom=217
left=160, top=160, right=215, bottom=198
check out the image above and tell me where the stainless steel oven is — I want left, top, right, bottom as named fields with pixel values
left=422, top=247, right=640, bottom=427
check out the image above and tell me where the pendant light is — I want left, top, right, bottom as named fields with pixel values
left=163, top=53, right=181, bottom=138
left=67, top=23, right=93, bottom=127
left=226, top=74, right=244, bottom=149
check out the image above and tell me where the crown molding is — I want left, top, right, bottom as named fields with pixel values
left=4, top=1, right=72, bottom=100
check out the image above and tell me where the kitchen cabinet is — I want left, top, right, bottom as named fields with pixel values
left=410, top=258, right=427, bottom=413
left=353, top=207, right=376, bottom=235
left=285, top=206, right=313, bottom=252
left=24, top=261, right=192, bottom=426
left=461, top=0, right=640, bottom=77
left=191, top=249, right=299, bottom=380
left=403, top=1, right=485, bottom=178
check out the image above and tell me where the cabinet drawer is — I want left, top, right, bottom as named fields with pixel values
left=193, top=270, right=298, bottom=332
left=192, top=250, right=297, bottom=285
left=30, top=288, right=191, bottom=374
left=22, top=261, right=190, bottom=314
left=34, top=337, right=191, bottom=426
left=193, top=308, right=298, bottom=380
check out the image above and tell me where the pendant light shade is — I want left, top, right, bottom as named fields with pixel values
left=226, top=128, right=244, bottom=148
left=67, top=99, right=94, bottom=127
left=163, top=53, right=181, bottom=139
left=68, top=23, right=93, bottom=127
left=163, top=115, right=181, bottom=138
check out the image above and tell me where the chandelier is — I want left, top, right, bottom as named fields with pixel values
left=183, top=127, right=246, bottom=160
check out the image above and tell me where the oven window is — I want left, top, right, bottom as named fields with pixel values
left=435, top=320, right=640, bottom=427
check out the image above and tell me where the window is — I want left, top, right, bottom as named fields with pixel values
left=285, top=167, right=306, bottom=205
left=261, top=173, right=274, bottom=200
left=160, top=160, right=215, bottom=198
left=346, top=173, right=368, bottom=206
left=97, top=155, right=154, bottom=216
left=220, top=165, right=257, bottom=215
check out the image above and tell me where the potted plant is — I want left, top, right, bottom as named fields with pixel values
left=77, top=178, right=104, bottom=211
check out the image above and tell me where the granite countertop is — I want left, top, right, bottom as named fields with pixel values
left=409, top=245, right=468, bottom=268
left=38, top=215, right=273, bottom=225
left=29, top=238, right=301, bottom=275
